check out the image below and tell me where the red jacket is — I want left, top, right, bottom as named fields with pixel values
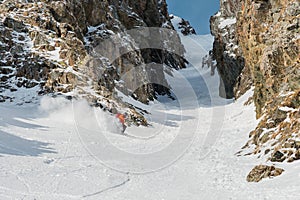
left=116, top=113, right=125, bottom=124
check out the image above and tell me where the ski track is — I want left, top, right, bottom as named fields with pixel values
left=0, top=32, right=300, bottom=199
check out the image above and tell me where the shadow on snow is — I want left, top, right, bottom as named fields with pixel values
left=0, top=105, right=56, bottom=157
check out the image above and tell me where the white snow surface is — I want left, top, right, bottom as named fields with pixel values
left=1, top=21, right=300, bottom=199
left=218, top=18, right=237, bottom=29
left=170, top=15, right=182, bottom=33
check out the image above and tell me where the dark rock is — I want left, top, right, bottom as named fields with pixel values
left=176, top=17, right=196, bottom=36
left=65, top=96, right=73, bottom=100
left=0, top=67, right=13, bottom=75
left=210, top=0, right=248, bottom=99
left=3, top=17, right=28, bottom=32
left=10, top=88, right=17, bottom=92
left=271, top=151, right=285, bottom=162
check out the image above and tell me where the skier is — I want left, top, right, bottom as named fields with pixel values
left=202, top=55, right=208, bottom=68
left=116, top=113, right=127, bottom=134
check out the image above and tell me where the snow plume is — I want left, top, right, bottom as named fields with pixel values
left=39, top=96, right=118, bottom=133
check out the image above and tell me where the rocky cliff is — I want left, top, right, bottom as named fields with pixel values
left=237, top=0, right=300, bottom=163
left=211, top=0, right=299, bottom=180
left=0, top=0, right=187, bottom=124
left=210, top=0, right=249, bottom=99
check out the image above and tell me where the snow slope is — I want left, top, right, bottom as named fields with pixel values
left=1, top=25, right=300, bottom=199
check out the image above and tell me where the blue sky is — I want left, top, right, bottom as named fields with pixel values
left=166, top=0, right=220, bottom=35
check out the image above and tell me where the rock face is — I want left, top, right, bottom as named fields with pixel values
left=0, top=0, right=187, bottom=124
left=237, top=0, right=300, bottom=164
left=210, top=0, right=249, bottom=98
left=211, top=0, right=299, bottom=178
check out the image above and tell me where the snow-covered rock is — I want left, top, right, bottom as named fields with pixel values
left=0, top=0, right=187, bottom=125
left=170, top=15, right=196, bottom=36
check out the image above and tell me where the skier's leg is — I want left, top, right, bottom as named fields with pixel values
left=122, top=124, right=126, bottom=134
